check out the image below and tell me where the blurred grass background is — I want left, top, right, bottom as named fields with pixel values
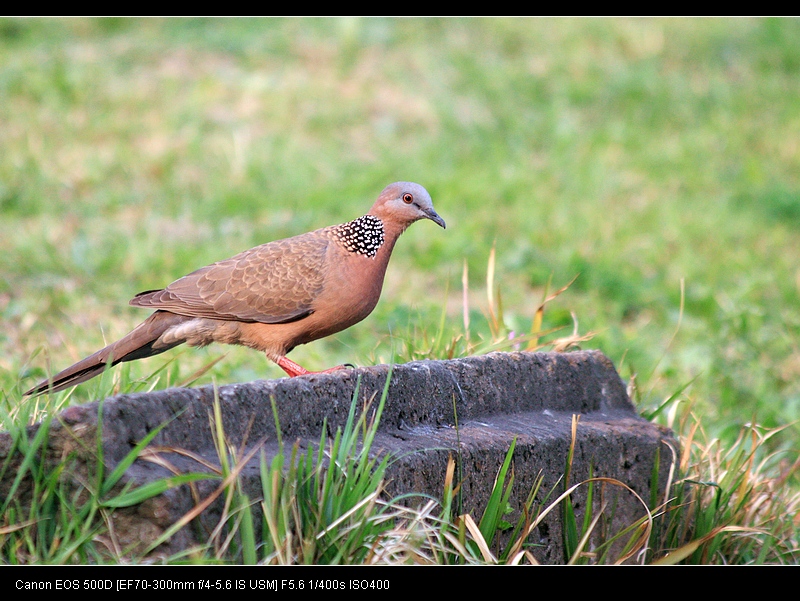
left=1, top=17, right=799, bottom=452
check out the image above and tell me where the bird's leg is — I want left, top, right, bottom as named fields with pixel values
left=275, top=355, right=353, bottom=378
left=276, top=356, right=311, bottom=377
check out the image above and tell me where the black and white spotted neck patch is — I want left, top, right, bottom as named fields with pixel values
left=331, top=215, right=385, bottom=257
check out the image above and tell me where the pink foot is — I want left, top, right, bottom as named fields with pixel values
left=276, top=356, right=354, bottom=378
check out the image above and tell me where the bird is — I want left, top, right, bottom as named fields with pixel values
left=24, top=182, right=445, bottom=397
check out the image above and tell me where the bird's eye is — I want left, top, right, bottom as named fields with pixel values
left=402, top=193, right=414, bottom=204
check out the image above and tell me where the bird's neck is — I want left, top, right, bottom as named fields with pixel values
left=329, top=215, right=385, bottom=258
left=329, top=213, right=413, bottom=267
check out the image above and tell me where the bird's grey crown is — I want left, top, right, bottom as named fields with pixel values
left=331, top=215, right=385, bottom=257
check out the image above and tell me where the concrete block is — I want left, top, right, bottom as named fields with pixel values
left=0, top=350, right=677, bottom=563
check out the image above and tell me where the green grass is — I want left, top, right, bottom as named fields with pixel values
left=1, top=17, right=800, bottom=563
left=3, top=375, right=797, bottom=564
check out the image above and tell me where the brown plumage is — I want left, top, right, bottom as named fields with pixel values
left=24, top=182, right=445, bottom=396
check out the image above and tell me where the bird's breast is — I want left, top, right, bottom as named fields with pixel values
left=322, top=251, right=388, bottom=315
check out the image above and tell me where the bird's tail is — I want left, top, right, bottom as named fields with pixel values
left=24, top=311, right=190, bottom=397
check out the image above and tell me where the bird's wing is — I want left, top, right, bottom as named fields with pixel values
left=130, top=231, right=331, bottom=324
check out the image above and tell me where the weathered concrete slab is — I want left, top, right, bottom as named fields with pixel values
left=1, top=350, right=677, bottom=563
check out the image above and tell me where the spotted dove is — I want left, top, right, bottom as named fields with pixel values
left=24, top=182, right=445, bottom=396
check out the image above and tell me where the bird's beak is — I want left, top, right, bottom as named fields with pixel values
left=424, top=208, right=446, bottom=229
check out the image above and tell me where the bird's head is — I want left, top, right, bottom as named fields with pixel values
left=369, top=182, right=446, bottom=231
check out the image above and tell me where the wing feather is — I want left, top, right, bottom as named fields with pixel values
left=130, top=231, right=331, bottom=324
